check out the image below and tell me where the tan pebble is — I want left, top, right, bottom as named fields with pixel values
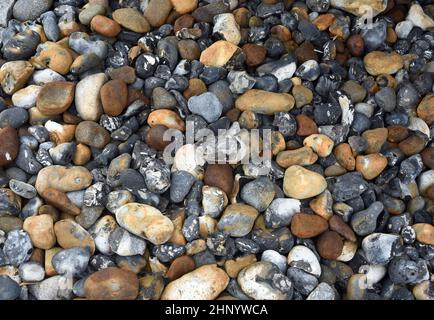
left=303, top=134, right=334, bottom=157
left=355, top=153, right=388, bottom=180
left=23, top=214, right=56, bottom=250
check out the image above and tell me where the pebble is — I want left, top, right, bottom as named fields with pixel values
left=88, top=215, right=117, bottom=255
left=100, top=80, right=128, bottom=117
left=362, top=233, right=400, bottom=265
left=13, top=0, right=53, bottom=22
left=264, top=198, right=301, bottom=229
left=283, top=165, right=327, bottom=199
left=188, top=92, right=223, bottom=123
left=162, top=264, right=229, bottom=300
left=35, top=165, right=92, bottom=194
left=287, top=267, right=318, bottom=296
left=109, top=227, right=147, bottom=256
left=84, top=267, right=139, bottom=300
left=75, top=121, right=110, bottom=149
left=0, top=61, right=34, bottom=95
left=23, top=214, right=56, bottom=250
left=276, top=147, right=318, bottom=168
left=75, top=73, right=107, bottom=121
left=287, top=245, right=321, bottom=277
left=355, top=153, right=388, bottom=180
left=52, top=247, right=90, bottom=276
left=291, top=213, right=328, bottom=239
left=0, top=0, right=15, bottom=27
left=316, top=231, right=344, bottom=260
left=330, top=0, right=387, bottom=17
left=0, top=127, right=19, bottom=166
left=213, top=13, right=241, bottom=45
left=304, top=134, right=334, bottom=157
left=204, top=164, right=234, bottom=195
left=413, top=224, right=434, bottom=246
left=407, top=3, right=434, bottom=31
left=41, top=188, right=80, bottom=216
left=0, top=275, right=21, bottom=300
left=261, top=250, right=287, bottom=273
left=36, top=81, right=75, bottom=116
left=3, top=230, right=33, bottom=266
left=217, top=203, right=259, bottom=237
left=307, top=282, right=337, bottom=300
left=236, top=89, right=295, bottom=115
left=54, top=219, right=95, bottom=254
left=12, top=85, right=42, bottom=109
left=29, top=275, right=73, bottom=300
left=202, top=186, right=228, bottom=218
left=200, top=40, right=239, bottom=67
left=364, top=51, right=404, bottom=76
left=240, top=177, right=275, bottom=212
left=351, top=201, right=384, bottom=236
left=112, top=8, right=151, bottom=33
left=18, top=262, right=45, bottom=282
left=417, top=93, right=434, bottom=125
left=170, top=170, right=196, bottom=203
left=115, top=203, right=174, bottom=245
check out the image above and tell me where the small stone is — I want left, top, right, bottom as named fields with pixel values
left=144, top=0, right=172, bottom=27
left=200, top=40, right=239, bottom=67
left=356, top=153, right=388, bottom=180
left=351, top=201, right=384, bottom=236
left=217, top=203, right=259, bottom=237
left=283, top=165, right=327, bottom=199
left=362, top=233, right=400, bottom=265
left=75, top=73, right=107, bottom=121
left=264, top=198, right=301, bottom=228
left=52, top=247, right=90, bottom=276
left=0, top=275, right=21, bottom=300
left=240, top=177, right=275, bottom=212
left=0, top=0, right=15, bottom=27
left=18, top=262, right=45, bottom=282
left=79, top=4, right=106, bottom=25
left=316, top=231, right=344, bottom=260
left=287, top=245, right=321, bottom=277
left=202, top=186, right=228, bottom=218
left=112, top=8, right=151, bottom=33
left=89, top=215, right=118, bottom=255
left=2, top=29, right=40, bottom=61
left=407, top=3, right=434, bottom=31
left=332, top=172, right=369, bottom=202
left=31, top=42, right=73, bottom=75
left=35, top=165, right=92, bottom=194
left=91, top=15, right=121, bottom=38
left=307, top=282, right=337, bottom=300
left=12, top=85, right=42, bottom=109
left=330, top=0, right=387, bottom=17
left=170, top=170, right=196, bottom=203
left=292, top=85, right=313, bottom=108
left=237, top=261, right=292, bottom=300
left=188, top=92, right=223, bottom=123
left=303, top=134, right=334, bottom=157
left=101, top=80, right=128, bottom=117
left=290, top=213, right=328, bottom=239
left=309, top=190, right=333, bottom=220
left=84, top=267, right=139, bottom=300
left=0, top=61, right=34, bottom=95
left=213, top=13, right=241, bottom=45
left=23, top=214, right=56, bottom=250
left=0, top=127, right=19, bottom=166
left=412, top=224, right=434, bottom=245
left=171, top=0, right=198, bottom=14
left=0, top=188, right=22, bottom=216
left=41, top=188, right=80, bottom=216
left=36, top=81, right=75, bottom=116
left=362, top=128, right=388, bottom=154
left=54, top=219, right=95, bottom=254
left=109, top=227, right=147, bottom=256
left=235, top=89, right=295, bottom=115
left=148, top=109, right=185, bottom=131
left=3, top=230, right=33, bottom=266
left=296, top=114, right=318, bottom=136
left=329, top=215, right=356, bottom=242
left=75, top=121, right=110, bottom=149
left=204, top=164, right=234, bottom=195
left=375, top=87, right=396, bottom=112
left=29, top=275, right=73, bottom=300
left=166, top=255, right=196, bottom=281
left=162, top=264, right=229, bottom=300
left=417, top=93, right=434, bottom=125
left=333, top=143, right=356, bottom=171
left=115, top=203, right=174, bottom=245
left=363, top=51, right=404, bottom=76
left=13, top=0, right=53, bottom=21
left=242, top=43, right=267, bottom=67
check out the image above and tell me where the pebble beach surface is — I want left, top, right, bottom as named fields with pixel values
left=0, top=0, right=434, bottom=301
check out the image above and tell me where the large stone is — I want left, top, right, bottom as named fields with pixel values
left=23, top=214, right=56, bottom=250
left=161, top=264, right=229, bottom=300
left=236, top=89, right=295, bottom=115
left=0, top=61, right=34, bottom=95
left=75, top=73, right=107, bottom=121
left=115, top=203, right=174, bottom=245
left=113, top=8, right=151, bottom=33
left=283, top=165, right=327, bottom=199
left=84, top=267, right=139, bottom=300
left=54, top=219, right=95, bottom=254
left=217, top=204, right=259, bottom=237
left=35, top=165, right=92, bottom=194
left=364, top=51, right=404, bottom=76
left=36, top=81, right=75, bottom=116
left=330, top=0, right=387, bottom=17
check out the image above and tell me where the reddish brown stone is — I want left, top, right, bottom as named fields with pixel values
left=421, top=147, right=434, bottom=169
left=347, top=34, right=364, bottom=57
left=387, top=125, right=409, bottom=143
left=0, top=127, right=19, bottom=166
left=295, top=41, right=318, bottom=63
left=178, top=39, right=201, bottom=60
left=84, top=267, right=139, bottom=300
left=90, top=15, right=121, bottom=37
left=333, top=143, right=356, bottom=171
left=204, top=164, right=234, bottom=195
left=108, top=66, right=136, bottom=84
left=329, top=214, right=357, bottom=242
left=398, top=134, right=427, bottom=156
left=290, top=213, right=328, bottom=239
left=174, top=14, right=194, bottom=33
left=145, top=125, right=171, bottom=151
left=41, top=188, right=81, bottom=216
left=166, top=255, right=196, bottom=281
left=316, top=231, right=344, bottom=260
left=242, top=43, right=267, bottom=67
left=101, top=79, right=128, bottom=116
left=296, top=114, right=318, bottom=136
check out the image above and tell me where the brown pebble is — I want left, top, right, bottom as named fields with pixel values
left=147, top=109, right=185, bottom=131
left=36, top=81, right=75, bottom=116
left=356, top=153, right=388, bottom=180
left=144, top=0, right=172, bottom=27
left=316, top=231, right=344, bottom=260
left=145, top=125, right=171, bottom=151
left=0, top=127, right=19, bottom=166
left=362, top=127, right=388, bottom=154
left=347, top=34, right=364, bottom=56
left=72, top=143, right=92, bottom=166
left=398, top=133, right=427, bottom=156
left=100, top=79, right=128, bottom=116
left=387, top=125, right=409, bottom=143
left=295, top=41, right=318, bottom=63
left=90, top=15, right=121, bottom=37
left=167, top=255, right=196, bottom=281
left=204, top=164, right=234, bottom=195
left=75, top=121, right=110, bottom=149
left=108, top=66, right=136, bottom=84
left=242, top=43, right=267, bottom=67
left=313, top=13, right=335, bottom=31
left=84, top=267, right=139, bottom=300
left=421, top=147, right=434, bottom=169
left=296, top=114, right=318, bottom=136
left=276, top=146, right=318, bottom=168
left=23, top=214, right=56, bottom=250
left=333, top=143, right=356, bottom=171
left=183, top=78, right=207, bottom=99
left=417, top=93, right=434, bottom=125
left=329, top=215, right=357, bottom=242
left=41, top=188, right=81, bottom=216
left=174, top=14, right=194, bottom=33
left=290, top=213, right=328, bottom=239
left=178, top=39, right=201, bottom=60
